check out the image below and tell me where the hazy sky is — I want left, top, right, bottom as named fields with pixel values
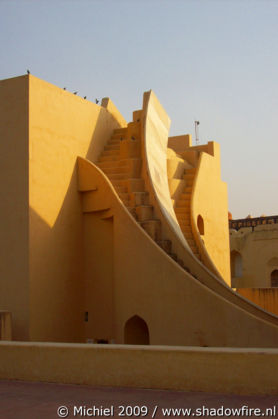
left=1, top=0, right=277, bottom=219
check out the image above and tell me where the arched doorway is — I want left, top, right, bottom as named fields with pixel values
left=124, top=315, right=150, bottom=345
left=271, top=270, right=278, bottom=287
left=197, top=215, right=204, bottom=235
left=230, top=250, right=243, bottom=278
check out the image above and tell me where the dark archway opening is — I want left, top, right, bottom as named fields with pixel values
left=230, top=250, right=243, bottom=278
left=124, top=315, right=150, bottom=345
left=271, top=270, right=278, bottom=287
left=197, top=215, right=204, bottom=235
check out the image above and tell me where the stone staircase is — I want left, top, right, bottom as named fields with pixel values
left=174, top=168, right=201, bottom=260
left=96, top=121, right=187, bottom=270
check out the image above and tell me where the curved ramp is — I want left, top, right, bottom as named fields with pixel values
left=78, top=156, right=278, bottom=347
left=141, top=90, right=278, bottom=327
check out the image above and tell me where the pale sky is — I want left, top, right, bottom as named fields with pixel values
left=1, top=0, right=277, bottom=219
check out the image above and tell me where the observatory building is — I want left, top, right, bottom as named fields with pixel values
left=1, top=74, right=278, bottom=348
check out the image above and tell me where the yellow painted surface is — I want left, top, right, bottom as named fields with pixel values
left=1, top=342, right=278, bottom=395
left=230, top=224, right=278, bottom=288
left=0, top=75, right=124, bottom=341
left=167, top=148, right=191, bottom=203
left=28, top=76, right=124, bottom=342
left=142, top=91, right=190, bottom=252
left=77, top=158, right=278, bottom=348
left=0, top=75, right=29, bottom=340
left=168, top=134, right=192, bottom=153
left=238, top=288, right=278, bottom=317
left=2, top=75, right=278, bottom=351
left=191, top=143, right=231, bottom=285
left=140, top=90, right=274, bottom=329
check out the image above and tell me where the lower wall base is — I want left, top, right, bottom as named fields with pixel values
left=0, top=342, right=277, bottom=395
left=237, top=288, right=278, bottom=317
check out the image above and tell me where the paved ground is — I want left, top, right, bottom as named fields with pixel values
left=0, top=380, right=277, bottom=418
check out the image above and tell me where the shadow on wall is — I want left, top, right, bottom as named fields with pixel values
left=231, top=250, right=243, bottom=279
left=29, top=169, right=85, bottom=343
left=85, top=108, right=124, bottom=163
left=29, top=108, right=123, bottom=343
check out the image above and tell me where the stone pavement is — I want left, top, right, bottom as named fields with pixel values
left=0, top=380, right=277, bottom=419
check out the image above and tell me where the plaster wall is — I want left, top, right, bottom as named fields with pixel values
left=230, top=225, right=278, bottom=288
left=237, top=288, right=278, bottom=317
left=167, top=148, right=191, bottom=204
left=191, top=145, right=231, bottom=285
left=0, top=76, right=29, bottom=340
left=79, top=158, right=278, bottom=348
left=139, top=90, right=278, bottom=328
left=1, top=342, right=278, bottom=395
left=83, top=213, right=114, bottom=342
left=168, top=134, right=192, bottom=153
left=28, top=75, right=124, bottom=342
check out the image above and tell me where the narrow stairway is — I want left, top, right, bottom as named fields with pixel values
left=96, top=119, right=186, bottom=270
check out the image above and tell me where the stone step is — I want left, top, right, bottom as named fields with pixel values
left=99, top=155, right=119, bottom=162
left=97, top=160, right=119, bottom=169
left=111, top=178, right=144, bottom=193
left=182, top=226, right=192, bottom=235
left=180, top=193, right=191, bottom=201
left=102, top=149, right=120, bottom=157
left=98, top=158, right=140, bottom=170
left=175, top=207, right=190, bottom=215
left=118, top=192, right=130, bottom=206
left=184, top=233, right=194, bottom=241
left=187, top=238, right=196, bottom=247
left=122, top=199, right=130, bottom=206
left=118, top=192, right=130, bottom=201
left=114, top=128, right=127, bottom=136
left=104, top=144, right=120, bottom=151
left=135, top=205, right=153, bottom=222
left=190, top=244, right=199, bottom=253
left=126, top=178, right=145, bottom=193
left=140, top=219, right=161, bottom=241
left=179, top=220, right=191, bottom=227
left=102, top=166, right=129, bottom=175
left=184, top=173, right=194, bottom=180
left=176, top=200, right=190, bottom=208
left=187, top=168, right=197, bottom=174
left=114, top=185, right=128, bottom=194
left=107, top=138, right=121, bottom=145
left=111, top=180, right=126, bottom=188
left=107, top=173, right=129, bottom=180
left=110, top=133, right=126, bottom=140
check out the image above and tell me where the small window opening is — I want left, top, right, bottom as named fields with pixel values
left=271, top=270, right=278, bottom=287
left=230, top=250, right=243, bottom=278
left=197, top=215, right=204, bottom=235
